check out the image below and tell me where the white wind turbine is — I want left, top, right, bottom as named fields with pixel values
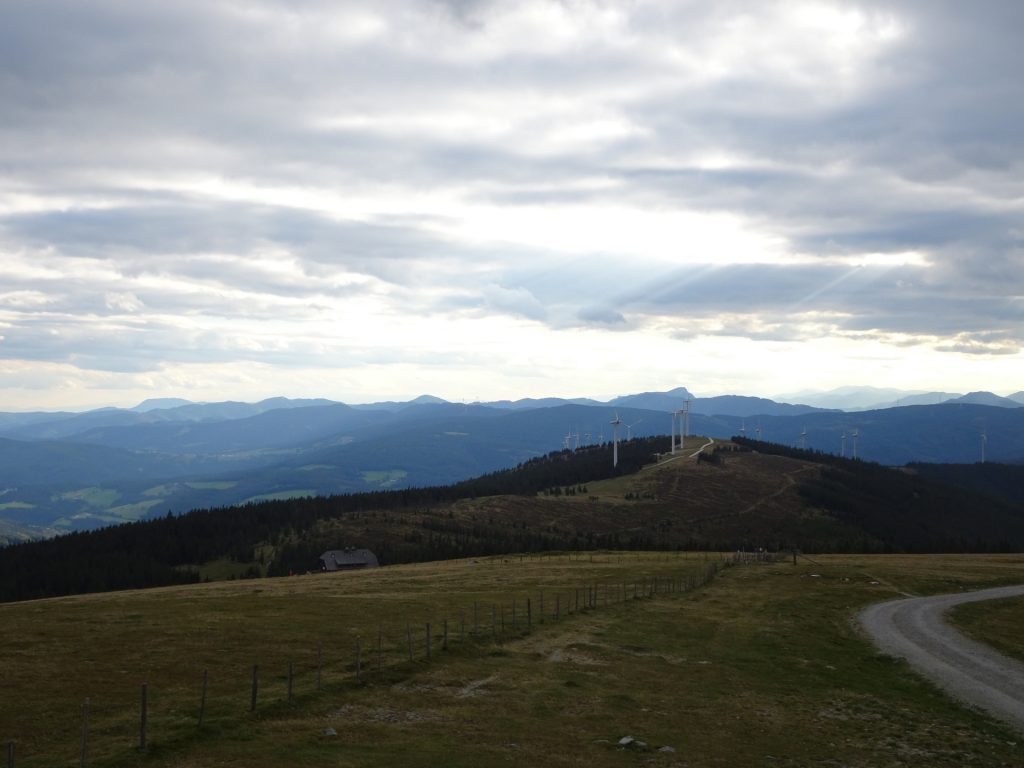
left=852, top=428, right=859, bottom=460
left=610, top=413, right=622, bottom=467
left=981, top=427, right=987, bottom=464
left=840, top=431, right=846, bottom=458
left=626, top=418, right=643, bottom=440
left=799, top=427, right=807, bottom=451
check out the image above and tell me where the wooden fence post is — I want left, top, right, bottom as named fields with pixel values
left=139, top=683, right=148, bottom=750
left=198, top=670, right=208, bottom=728
left=250, top=665, right=259, bottom=712
left=527, top=598, right=532, bottom=628
left=512, top=600, right=517, bottom=628
left=540, top=591, right=545, bottom=623
left=79, top=697, right=89, bottom=768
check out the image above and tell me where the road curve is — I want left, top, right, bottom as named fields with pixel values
left=859, top=584, right=1024, bottom=731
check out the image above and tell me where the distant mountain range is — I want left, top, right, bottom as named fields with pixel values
left=0, top=387, right=1021, bottom=543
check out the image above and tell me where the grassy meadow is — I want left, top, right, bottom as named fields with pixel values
left=951, top=594, right=1024, bottom=666
left=3, top=553, right=1024, bottom=767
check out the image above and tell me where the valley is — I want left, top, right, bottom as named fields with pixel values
left=1, top=390, right=1022, bottom=542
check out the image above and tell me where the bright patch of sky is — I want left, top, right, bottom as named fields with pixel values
left=0, top=0, right=1021, bottom=410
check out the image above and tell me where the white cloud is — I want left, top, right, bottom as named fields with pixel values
left=0, top=0, right=1021, bottom=407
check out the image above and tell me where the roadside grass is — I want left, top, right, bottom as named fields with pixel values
left=949, top=594, right=1024, bottom=664
left=3, top=553, right=1024, bottom=767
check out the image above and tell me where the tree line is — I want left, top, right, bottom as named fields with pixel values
left=0, top=437, right=669, bottom=602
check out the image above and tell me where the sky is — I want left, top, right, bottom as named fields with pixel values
left=1, top=0, right=1022, bottom=411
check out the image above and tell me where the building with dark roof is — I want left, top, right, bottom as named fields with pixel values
left=318, top=548, right=379, bottom=572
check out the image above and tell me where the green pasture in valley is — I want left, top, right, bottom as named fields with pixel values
left=2, top=553, right=1023, bottom=767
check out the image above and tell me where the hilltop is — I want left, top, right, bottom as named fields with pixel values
left=3, top=436, right=1023, bottom=602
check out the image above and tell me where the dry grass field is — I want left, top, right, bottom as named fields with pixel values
left=3, top=552, right=1024, bottom=767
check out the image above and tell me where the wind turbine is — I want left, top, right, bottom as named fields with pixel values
left=840, top=431, right=846, bottom=458
left=670, top=410, right=678, bottom=454
left=981, top=428, right=987, bottom=464
left=626, top=418, right=643, bottom=440
left=740, top=420, right=747, bottom=438
left=799, top=427, right=807, bottom=451
left=683, top=399, right=691, bottom=439
left=755, top=423, right=762, bottom=441
left=852, top=428, right=859, bottom=460
left=610, top=413, right=622, bottom=467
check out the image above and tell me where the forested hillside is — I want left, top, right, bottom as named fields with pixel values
left=0, top=438, right=667, bottom=601
left=4, top=435, right=1024, bottom=603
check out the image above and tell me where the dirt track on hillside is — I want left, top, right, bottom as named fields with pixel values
left=859, top=584, right=1024, bottom=732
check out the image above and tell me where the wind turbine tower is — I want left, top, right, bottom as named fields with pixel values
left=981, top=428, right=987, bottom=464
left=841, top=432, right=846, bottom=458
left=852, top=429, right=859, bottom=460
left=610, top=413, right=622, bottom=467
left=800, top=427, right=807, bottom=451
left=670, top=411, right=678, bottom=454
left=683, top=399, right=691, bottom=440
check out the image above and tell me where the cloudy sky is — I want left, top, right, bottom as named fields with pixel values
left=1, top=0, right=1022, bottom=410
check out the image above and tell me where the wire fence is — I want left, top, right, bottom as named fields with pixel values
left=3, top=552, right=750, bottom=767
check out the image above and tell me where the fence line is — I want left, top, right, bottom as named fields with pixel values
left=4, top=553, right=744, bottom=767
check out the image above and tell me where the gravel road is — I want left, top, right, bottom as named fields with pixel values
left=859, top=584, right=1024, bottom=731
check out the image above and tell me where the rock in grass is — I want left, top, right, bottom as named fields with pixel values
left=324, top=727, right=337, bottom=737
left=617, top=736, right=650, bottom=750
left=658, top=745, right=676, bottom=753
